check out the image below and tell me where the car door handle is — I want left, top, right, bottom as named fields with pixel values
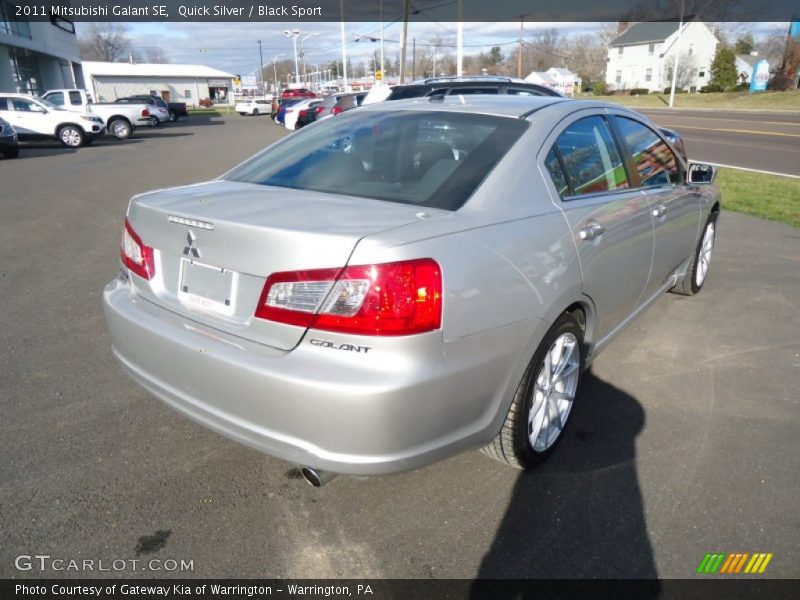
left=579, top=223, right=605, bottom=241
left=652, top=205, right=667, bottom=218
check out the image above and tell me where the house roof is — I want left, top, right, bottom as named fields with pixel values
left=81, top=62, right=235, bottom=79
left=736, top=54, right=759, bottom=68
left=547, top=67, right=576, bottom=77
left=525, top=71, right=557, bottom=85
left=610, top=22, right=682, bottom=47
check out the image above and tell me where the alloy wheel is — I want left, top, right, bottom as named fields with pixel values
left=528, top=332, right=580, bottom=452
left=695, top=222, right=715, bottom=287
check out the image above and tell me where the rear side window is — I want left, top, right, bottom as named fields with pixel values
left=69, top=91, right=82, bottom=105
left=448, top=87, right=498, bottom=95
left=225, top=110, right=528, bottom=211
left=47, top=92, right=65, bottom=106
left=613, top=116, right=680, bottom=186
left=507, top=87, right=542, bottom=96
left=553, top=116, right=629, bottom=197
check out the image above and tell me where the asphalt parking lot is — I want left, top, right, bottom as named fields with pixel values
left=1, top=114, right=799, bottom=579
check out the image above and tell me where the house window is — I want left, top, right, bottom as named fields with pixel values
left=667, top=67, right=674, bottom=80
left=618, top=47, right=623, bottom=56
left=698, top=69, right=705, bottom=78
left=615, top=70, right=622, bottom=84
left=645, top=68, right=653, bottom=82
left=149, top=90, right=157, bottom=96
left=648, top=43, right=655, bottom=55
left=688, top=44, right=694, bottom=56
left=184, top=90, right=192, bottom=99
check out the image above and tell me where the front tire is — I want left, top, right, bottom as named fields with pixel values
left=252, top=108, right=259, bottom=116
left=109, top=118, right=132, bottom=140
left=482, top=312, right=584, bottom=469
left=671, top=211, right=718, bottom=296
left=58, top=125, right=84, bottom=148
left=148, top=116, right=159, bottom=127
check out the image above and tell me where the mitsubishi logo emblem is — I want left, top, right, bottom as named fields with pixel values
left=183, top=230, right=201, bottom=259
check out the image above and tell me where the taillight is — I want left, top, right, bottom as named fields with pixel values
left=254, top=259, right=442, bottom=336
left=120, top=218, right=155, bottom=280
left=298, top=109, right=308, bottom=117
left=314, top=106, right=324, bottom=114
left=331, top=106, right=343, bottom=115
left=141, top=108, right=150, bottom=117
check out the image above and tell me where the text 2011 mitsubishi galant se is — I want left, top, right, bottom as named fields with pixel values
left=103, top=96, right=720, bottom=486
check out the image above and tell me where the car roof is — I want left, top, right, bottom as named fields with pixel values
left=357, top=95, right=568, bottom=119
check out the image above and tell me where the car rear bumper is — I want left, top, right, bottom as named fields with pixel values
left=103, top=276, right=535, bottom=475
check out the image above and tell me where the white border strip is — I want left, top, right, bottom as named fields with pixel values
left=694, top=161, right=800, bottom=180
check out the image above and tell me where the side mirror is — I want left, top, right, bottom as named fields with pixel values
left=687, top=163, right=716, bottom=184
left=30, top=105, right=47, bottom=114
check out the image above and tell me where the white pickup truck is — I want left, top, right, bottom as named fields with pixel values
left=41, top=89, right=151, bottom=140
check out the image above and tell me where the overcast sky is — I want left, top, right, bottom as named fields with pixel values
left=75, top=21, right=789, bottom=77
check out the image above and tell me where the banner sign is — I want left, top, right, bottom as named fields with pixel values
left=749, top=59, right=770, bottom=93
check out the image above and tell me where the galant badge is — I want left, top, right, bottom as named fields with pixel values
left=183, top=230, right=201, bottom=259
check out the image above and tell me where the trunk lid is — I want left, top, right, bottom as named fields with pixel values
left=127, top=180, right=430, bottom=350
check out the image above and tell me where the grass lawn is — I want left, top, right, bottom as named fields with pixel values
left=187, top=106, right=238, bottom=116
left=717, top=168, right=800, bottom=227
left=578, top=90, right=800, bottom=111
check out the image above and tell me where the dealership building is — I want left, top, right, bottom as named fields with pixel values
left=81, top=62, right=236, bottom=106
left=0, top=4, right=82, bottom=94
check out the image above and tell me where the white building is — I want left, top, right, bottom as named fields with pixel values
left=526, top=68, right=581, bottom=97
left=0, top=5, right=82, bottom=94
left=605, top=21, right=718, bottom=92
left=81, top=62, right=236, bottom=106
left=735, top=53, right=761, bottom=85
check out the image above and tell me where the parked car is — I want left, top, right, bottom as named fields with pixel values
left=104, top=96, right=720, bottom=486
left=41, top=88, right=150, bottom=140
left=115, top=96, right=170, bottom=126
left=316, top=92, right=367, bottom=120
left=280, top=87, right=316, bottom=100
left=361, top=76, right=562, bottom=106
left=0, top=93, right=105, bottom=147
left=166, top=101, right=188, bottom=122
left=235, top=98, right=272, bottom=116
left=284, top=99, right=322, bottom=130
left=271, top=97, right=298, bottom=119
left=294, top=105, right=318, bottom=130
left=275, top=99, right=302, bottom=126
left=0, top=116, right=19, bottom=158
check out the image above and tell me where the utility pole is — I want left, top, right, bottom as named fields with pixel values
left=456, top=0, right=463, bottom=76
left=412, top=37, right=416, bottom=80
left=669, top=0, right=686, bottom=108
left=400, top=0, right=409, bottom=83
left=257, top=40, right=265, bottom=96
left=433, top=44, right=436, bottom=78
left=517, top=15, right=528, bottom=79
left=340, top=0, right=348, bottom=91
left=379, top=0, right=385, bottom=85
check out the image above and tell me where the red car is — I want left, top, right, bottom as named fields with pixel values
left=280, top=88, right=316, bottom=100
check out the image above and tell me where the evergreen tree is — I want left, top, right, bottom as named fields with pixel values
left=710, top=44, right=737, bottom=89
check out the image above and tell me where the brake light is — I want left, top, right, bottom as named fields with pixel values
left=254, top=259, right=442, bottom=336
left=141, top=108, right=150, bottom=117
left=120, top=218, right=155, bottom=280
left=331, top=105, right=343, bottom=115
left=298, top=109, right=308, bottom=117
left=315, top=106, right=324, bottom=114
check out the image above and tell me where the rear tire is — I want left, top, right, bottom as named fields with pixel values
left=58, top=125, right=84, bottom=148
left=148, top=116, right=159, bottom=127
left=252, top=108, right=259, bottom=116
left=4, top=147, right=19, bottom=158
left=671, top=211, right=718, bottom=296
left=169, top=110, right=177, bottom=122
left=109, top=118, right=132, bottom=140
left=481, top=312, right=584, bottom=469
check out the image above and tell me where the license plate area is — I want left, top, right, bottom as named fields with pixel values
left=178, top=259, right=237, bottom=316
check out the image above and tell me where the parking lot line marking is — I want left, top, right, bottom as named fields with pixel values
left=675, top=124, right=800, bottom=138
left=691, top=160, right=800, bottom=179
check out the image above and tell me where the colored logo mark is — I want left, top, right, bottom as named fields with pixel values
left=696, top=552, right=773, bottom=574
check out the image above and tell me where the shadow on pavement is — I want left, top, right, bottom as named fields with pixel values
left=472, top=371, right=659, bottom=595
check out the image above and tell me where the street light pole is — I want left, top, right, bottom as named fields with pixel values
left=340, top=0, right=348, bottom=91
left=284, top=29, right=301, bottom=84
left=300, top=32, right=318, bottom=85
left=668, top=0, right=686, bottom=108
left=257, top=40, right=265, bottom=96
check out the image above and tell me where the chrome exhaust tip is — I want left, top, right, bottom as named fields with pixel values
left=301, top=466, right=337, bottom=487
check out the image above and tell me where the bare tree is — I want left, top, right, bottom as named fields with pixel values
left=661, top=50, right=697, bottom=90
left=78, top=23, right=134, bottom=62
left=144, top=47, right=170, bottom=64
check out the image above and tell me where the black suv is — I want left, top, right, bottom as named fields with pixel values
left=380, top=76, right=562, bottom=100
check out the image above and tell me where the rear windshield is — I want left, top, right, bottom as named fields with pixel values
left=225, top=110, right=528, bottom=211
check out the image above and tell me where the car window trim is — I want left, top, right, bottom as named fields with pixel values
left=604, top=114, right=641, bottom=189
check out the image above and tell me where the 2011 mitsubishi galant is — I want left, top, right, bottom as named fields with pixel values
left=103, top=96, right=720, bottom=485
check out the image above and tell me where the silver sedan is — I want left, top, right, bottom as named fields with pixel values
left=103, top=96, right=720, bottom=485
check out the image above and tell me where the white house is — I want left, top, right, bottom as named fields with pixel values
left=735, top=53, right=761, bottom=85
left=544, top=68, right=581, bottom=96
left=0, top=6, right=82, bottom=94
left=605, top=21, right=718, bottom=92
left=525, top=70, right=557, bottom=90
left=81, top=62, right=236, bottom=106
